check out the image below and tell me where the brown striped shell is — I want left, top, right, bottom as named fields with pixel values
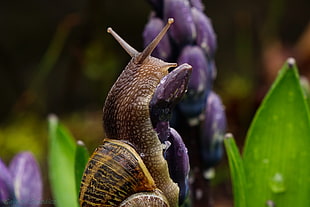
left=79, top=139, right=167, bottom=206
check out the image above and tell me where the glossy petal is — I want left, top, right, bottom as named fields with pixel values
left=191, top=7, right=217, bottom=57
left=150, top=63, right=192, bottom=126
left=177, top=46, right=212, bottom=119
left=200, top=91, right=226, bottom=169
left=165, top=128, right=190, bottom=204
left=178, top=46, right=212, bottom=95
left=164, top=0, right=196, bottom=45
left=0, top=159, right=14, bottom=204
left=143, top=16, right=172, bottom=61
left=9, top=152, right=43, bottom=207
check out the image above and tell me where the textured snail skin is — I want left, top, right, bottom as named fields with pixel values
left=103, top=56, right=180, bottom=207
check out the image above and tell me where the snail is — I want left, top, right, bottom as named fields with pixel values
left=79, top=18, right=191, bottom=207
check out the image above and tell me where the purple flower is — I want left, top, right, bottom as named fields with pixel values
left=177, top=46, right=213, bottom=120
left=165, top=128, right=190, bottom=204
left=150, top=63, right=192, bottom=127
left=144, top=0, right=227, bottom=204
left=191, top=7, right=217, bottom=57
left=143, top=16, right=172, bottom=61
left=178, top=46, right=212, bottom=95
left=0, top=152, right=42, bottom=207
left=164, top=0, right=196, bottom=46
left=200, top=92, right=226, bottom=169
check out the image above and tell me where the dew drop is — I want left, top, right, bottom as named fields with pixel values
left=266, top=200, right=276, bottom=207
left=269, top=173, right=286, bottom=194
left=140, top=153, right=145, bottom=158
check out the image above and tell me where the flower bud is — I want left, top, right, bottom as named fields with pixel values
left=150, top=63, right=192, bottom=126
left=200, top=91, right=226, bottom=169
left=177, top=46, right=213, bottom=120
left=191, top=7, right=217, bottom=57
left=143, top=16, right=172, bottom=61
left=9, top=152, right=42, bottom=207
left=165, top=128, right=190, bottom=205
left=164, top=0, right=196, bottom=45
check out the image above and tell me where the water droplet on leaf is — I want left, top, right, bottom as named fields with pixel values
left=266, top=200, right=276, bottom=207
left=269, top=173, right=286, bottom=193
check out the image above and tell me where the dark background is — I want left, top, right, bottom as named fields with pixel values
left=0, top=0, right=309, bottom=206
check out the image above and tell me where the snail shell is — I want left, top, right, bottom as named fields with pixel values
left=79, top=139, right=168, bottom=206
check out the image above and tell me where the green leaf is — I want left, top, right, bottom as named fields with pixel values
left=74, top=140, right=90, bottom=197
left=243, top=58, right=310, bottom=206
left=48, top=115, right=78, bottom=207
left=224, top=134, right=247, bottom=207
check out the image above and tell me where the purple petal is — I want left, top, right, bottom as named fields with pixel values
left=177, top=46, right=213, bottom=120
left=0, top=159, right=14, bottom=204
left=178, top=45, right=212, bottom=96
left=143, top=16, right=172, bottom=61
left=150, top=63, right=192, bottom=126
left=0, top=179, right=10, bottom=205
left=191, top=7, right=217, bottom=57
left=9, top=152, right=42, bottom=207
left=165, top=128, right=190, bottom=204
left=200, top=91, right=226, bottom=168
left=164, top=0, right=196, bottom=45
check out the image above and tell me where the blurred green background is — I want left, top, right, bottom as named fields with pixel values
left=0, top=0, right=309, bottom=206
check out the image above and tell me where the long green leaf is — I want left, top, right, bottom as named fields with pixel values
left=224, top=134, right=247, bottom=207
left=48, top=115, right=78, bottom=207
left=243, top=58, right=310, bottom=206
left=74, top=140, right=89, bottom=197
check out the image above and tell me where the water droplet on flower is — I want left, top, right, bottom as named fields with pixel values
left=269, top=173, right=286, bottom=194
left=140, top=153, right=145, bottom=158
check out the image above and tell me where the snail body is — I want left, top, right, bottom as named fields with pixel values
left=80, top=18, right=181, bottom=207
